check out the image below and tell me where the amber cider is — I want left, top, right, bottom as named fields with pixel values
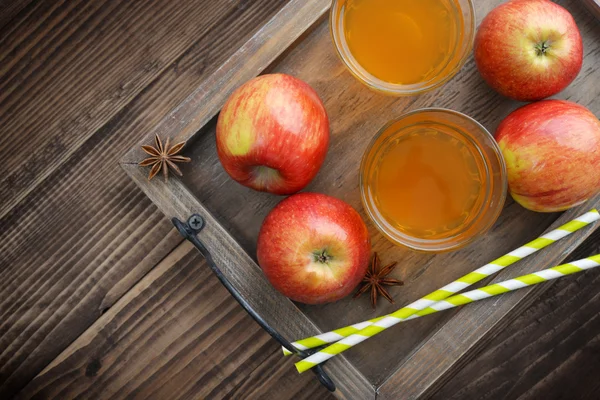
left=371, top=124, right=485, bottom=239
left=362, top=119, right=506, bottom=252
left=342, top=0, right=465, bottom=85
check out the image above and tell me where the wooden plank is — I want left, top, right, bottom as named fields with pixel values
left=0, top=0, right=291, bottom=397
left=121, top=0, right=600, bottom=395
left=580, top=0, right=600, bottom=19
left=121, top=164, right=375, bottom=400
left=0, top=121, right=183, bottom=398
left=226, top=349, right=336, bottom=400
left=120, top=3, right=379, bottom=396
left=377, top=194, right=600, bottom=400
left=0, top=0, right=281, bottom=219
left=18, top=229, right=600, bottom=399
left=20, top=225, right=600, bottom=400
left=18, top=241, right=334, bottom=399
left=2, top=0, right=591, bottom=399
left=430, top=228, right=600, bottom=400
left=121, top=0, right=331, bottom=164
left=139, top=0, right=600, bottom=388
left=0, top=0, right=35, bottom=31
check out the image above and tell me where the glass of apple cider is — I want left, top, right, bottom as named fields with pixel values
left=330, top=0, right=475, bottom=95
left=361, top=109, right=507, bottom=252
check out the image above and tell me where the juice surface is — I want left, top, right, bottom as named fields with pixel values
left=373, top=127, right=483, bottom=238
left=343, top=0, right=463, bottom=85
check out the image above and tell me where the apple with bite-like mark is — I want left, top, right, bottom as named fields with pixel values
left=496, top=100, right=600, bottom=212
left=257, top=193, right=371, bottom=304
left=216, top=74, right=329, bottom=195
left=474, top=0, right=583, bottom=102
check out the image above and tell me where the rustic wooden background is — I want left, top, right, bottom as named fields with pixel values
left=1, top=0, right=599, bottom=399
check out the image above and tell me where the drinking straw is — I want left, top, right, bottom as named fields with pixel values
left=283, top=209, right=599, bottom=356
left=290, top=209, right=599, bottom=371
left=294, top=253, right=600, bottom=372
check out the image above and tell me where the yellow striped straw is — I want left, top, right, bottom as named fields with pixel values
left=297, top=253, right=600, bottom=372
left=296, top=253, right=598, bottom=362
left=294, top=209, right=599, bottom=372
left=293, top=254, right=600, bottom=369
left=284, top=209, right=599, bottom=356
left=413, top=254, right=600, bottom=316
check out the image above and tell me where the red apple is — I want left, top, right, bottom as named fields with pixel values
left=257, top=193, right=371, bottom=304
left=474, top=0, right=583, bottom=101
left=216, top=74, right=329, bottom=195
left=496, top=100, right=600, bottom=212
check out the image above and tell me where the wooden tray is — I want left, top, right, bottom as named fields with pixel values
left=581, top=0, right=600, bottom=19
left=121, top=0, right=600, bottom=398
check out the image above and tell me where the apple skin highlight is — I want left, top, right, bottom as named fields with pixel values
left=474, top=0, right=583, bottom=102
left=496, top=100, right=600, bottom=212
left=257, top=193, right=371, bottom=304
left=216, top=74, right=329, bottom=195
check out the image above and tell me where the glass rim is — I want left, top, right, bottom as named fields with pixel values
left=330, top=0, right=477, bottom=96
left=360, top=108, right=508, bottom=252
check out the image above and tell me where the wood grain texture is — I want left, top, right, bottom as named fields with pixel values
left=580, top=0, right=600, bottom=19
left=0, top=0, right=289, bottom=397
left=2, top=0, right=599, bottom=399
left=0, top=0, right=33, bottom=30
left=432, top=228, right=600, bottom=400
left=0, top=0, right=282, bottom=219
left=18, top=229, right=600, bottom=400
left=377, top=195, right=600, bottom=400
left=121, top=0, right=331, bottom=164
left=18, top=241, right=335, bottom=400
left=123, top=0, right=600, bottom=397
left=122, top=163, right=375, bottom=399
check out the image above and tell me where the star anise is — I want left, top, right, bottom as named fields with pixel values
left=354, top=253, right=403, bottom=309
left=139, top=134, right=191, bottom=182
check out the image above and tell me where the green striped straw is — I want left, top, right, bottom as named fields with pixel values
left=293, top=209, right=599, bottom=372
left=295, top=253, right=600, bottom=372
left=297, top=254, right=600, bottom=372
left=284, top=209, right=599, bottom=356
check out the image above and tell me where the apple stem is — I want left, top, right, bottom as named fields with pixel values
left=314, top=250, right=332, bottom=264
left=535, top=41, right=551, bottom=56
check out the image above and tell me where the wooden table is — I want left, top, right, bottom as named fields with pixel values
left=1, top=0, right=599, bottom=398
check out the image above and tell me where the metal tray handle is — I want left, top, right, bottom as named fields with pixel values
left=172, top=214, right=336, bottom=392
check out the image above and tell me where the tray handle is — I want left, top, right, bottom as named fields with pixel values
left=172, top=214, right=336, bottom=393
